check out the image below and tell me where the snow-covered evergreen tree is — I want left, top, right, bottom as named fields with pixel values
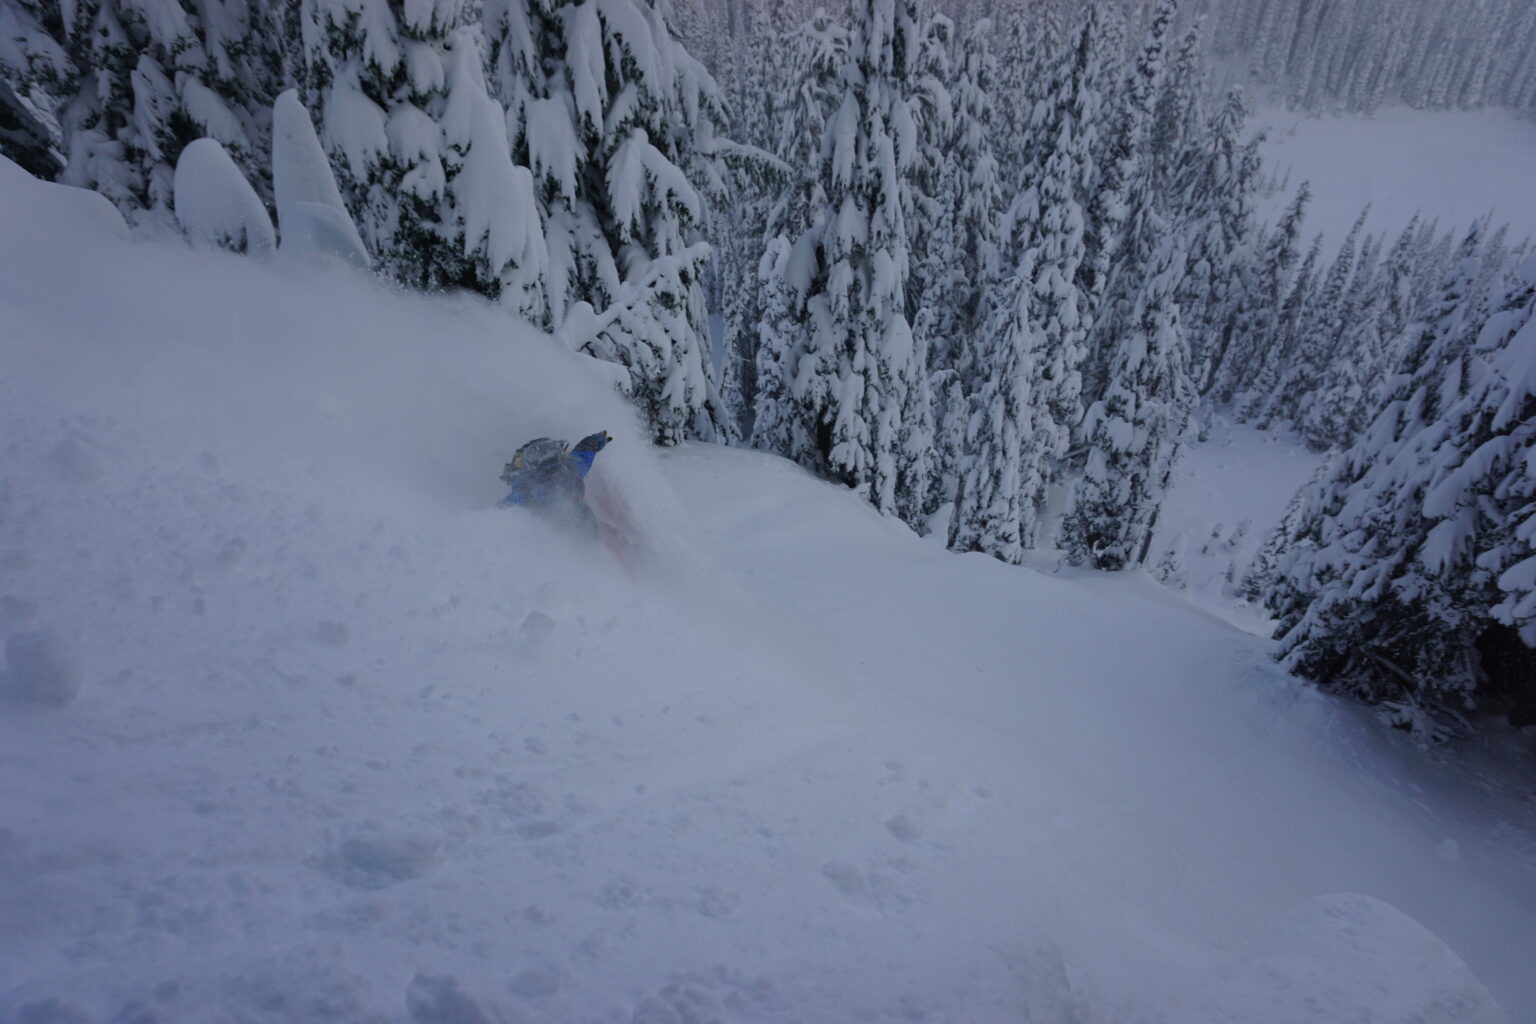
left=948, top=259, right=1038, bottom=563
left=1366, top=213, right=1425, bottom=403
left=1252, top=223, right=1493, bottom=603
left=1214, top=182, right=1308, bottom=407
left=1149, top=19, right=1205, bottom=208
left=289, top=1, right=546, bottom=314
left=981, top=5, right=1101, bottom=487
left=1301, top=229, right=1389, bottom=451
left=272, top=88, right=348, bottom=217
left=941, top=15, right=1002, bottom=374
left=484, top=0, right=734, bottom=443
left=1019, top=85, right=1091, bottom=476
left=1264, top=209, right=1369, bottom=433
left=1060, top=232, right=1191, bottom=571
left=271, top=87, right=370, bottom=265
left=1257, top=250, right=1536, bottom=731
left=1176, top=89, right=1261, bottom=396
left=1211, top=0, right=1536, bottom=115
left=0, top=0, right=70, bottom=178
left=781, top=0, right=930, bottom=521
left=1069, top=3, right=1125, bottom=328
left=1080, top=0, right=1175, bottom=411
left=993, top=6, right=1106, bottom=325
left=0, top=77, right=59, bottom=177
left=715, top=0, right=794, bottom=439
left=6, top=0, right=285, bottom=221
left=1233, top=235, right=1318, bottom=425
left=927, top=363, right=966, bottom=516
left=987, top=0, right=1041, bottom=192
left=913, top=155, right=963, bottom=514
left=751, top=5, right=850, bottom=462
left=904, top=9, right=952, bottom=325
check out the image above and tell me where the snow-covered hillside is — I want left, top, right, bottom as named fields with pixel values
left=1145, top=417, right=1322, bottom=630
left=3, top=161, right=1535, bottom=1022
left=1255, top=107, right=1536, bottom=247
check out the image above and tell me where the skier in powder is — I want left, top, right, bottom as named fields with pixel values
left=498, top=431, right=611, bottom=536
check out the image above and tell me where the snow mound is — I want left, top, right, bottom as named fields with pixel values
left=173, top=138, right=275, bottom=255
left=1162, top=893, right=1507, bottom=1024
left=0, top=155, right=126, bottom=240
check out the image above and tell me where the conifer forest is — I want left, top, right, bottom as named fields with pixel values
left=5, top=0, right=1536, bottom=741
left=9, top=0, right=1536, bottom=1019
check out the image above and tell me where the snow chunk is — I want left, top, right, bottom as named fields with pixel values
left=174, top=138, right=275, bottom=255
left=828, top=92, right=859, bottom=190
left=403, top=40, right=447, bottom=96
left=3, top=628, right=83, bottom=706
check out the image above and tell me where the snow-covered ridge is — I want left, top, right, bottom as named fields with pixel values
left=3, top=161, right=1533, bottom=1022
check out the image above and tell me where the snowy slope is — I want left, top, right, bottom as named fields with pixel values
left=1145, top=418, right=1323, bottom=632
left=1255, top=107, right=1536, bottom=248
left=3, top=159, right=1535, bottom=1022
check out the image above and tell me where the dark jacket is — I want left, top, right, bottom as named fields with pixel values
left=498, top=432, right=609, bottom=511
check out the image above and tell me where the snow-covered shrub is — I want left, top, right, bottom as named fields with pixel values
left=279, top=202, right=372, bottom=270
left=271, top=91, right=350, bottom=227
left=173, top=139, right=275, bottom=255
left=271, top=91, right=369, bottom=269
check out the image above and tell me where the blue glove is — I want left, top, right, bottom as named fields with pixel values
left=573, top=430, right=611, bottom=455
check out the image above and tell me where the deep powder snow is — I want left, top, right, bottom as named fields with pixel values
left=2, top=157, right=1534, bottom=1022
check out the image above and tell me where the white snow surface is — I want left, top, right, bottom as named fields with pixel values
left=3, top=158, right=1536, bottom=1022
left=1255, top=106, right=1536, bottom=249
left=1146, top=417, right=1323, bottom=633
